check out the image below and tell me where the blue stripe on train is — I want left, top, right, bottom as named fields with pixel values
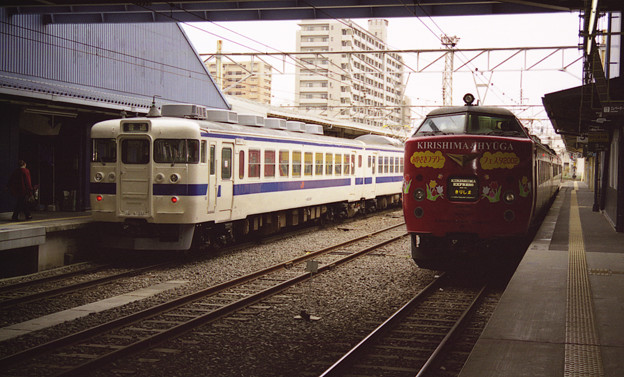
left=90, top=176, right=402, bottom=196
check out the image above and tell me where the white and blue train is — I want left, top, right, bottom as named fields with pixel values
left=89, top=104, right=404, bottom=250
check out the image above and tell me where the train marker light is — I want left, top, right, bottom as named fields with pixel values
left=503, top=192, right=516, bottom=204
left=96, top=195, right=103, bottom=201
left=171, top=196, right=179, bottom=203
left=413, top=188, right=426, bottom=201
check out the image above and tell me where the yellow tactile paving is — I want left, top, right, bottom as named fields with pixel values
left=564, top=185, right=604, bottom=377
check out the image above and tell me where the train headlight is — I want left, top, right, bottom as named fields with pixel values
left=503, top=191, right=516, bottom=204
left=94, top=172, right=104, bottom=182
left=170, top=173, right=180, bottom=183
left=107, top=172, right=116, bottom=181
left=155, top=173, right=165, bottom=183
left=171, top=196, right=179, bottom=204
left=413, top=188, right=426, bottom=201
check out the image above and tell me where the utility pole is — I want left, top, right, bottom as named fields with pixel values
left=216, top=40, right=223, bottom=89
left=441, top=35, right=460, bottom=106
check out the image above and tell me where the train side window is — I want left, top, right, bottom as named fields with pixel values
left=210, top=145, right=216, bottom=175
left=239, top=150, right=245, bottom=179
left=249, top=149, right=261, bottom=178
left=399, top=157, right=404, bottom=173
left=304, top=152, right=313, bottom=176
left=384, top=157, right=389, bottom=173
left=335, top=154, right=342, bottom=175
left=200, top=141, right=206, bottom=163
left=343, top=154, right=350, bottom=175
left=264, top=150, right=275, bottom=178
left=389, top=157, right=394, bottom=173
left=221, top=147, right=232, bottom=179
left=279, top=150, right=289, bottom=177
left=121, top=139, right=149, bottom=164
left=292, top=151, right=302, bottom=177
left=378, top=156, right=383, bottom=174
left=92, top=138, right=117, bottom=163
left=325, top=153, right=333, bottom=175
left=367, top=156, right=371, bottom=169
left=315, top=153, right=324, bottom=176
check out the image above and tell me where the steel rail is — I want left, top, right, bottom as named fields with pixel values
left=54, top=228, right=408, bottom=377
left=319, top=273, right=447, bottom=377
left=0, top=263, right=107, bottom=293
left=415, top=284, right=488, bottom=377
left=0, top=262, right=172, bottom=308
left=320, top=275, right=488, bottom=377
left=0, top=222, right=405, bottom=371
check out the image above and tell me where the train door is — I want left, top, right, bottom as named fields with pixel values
left=207, top=142, right=217, bottom=213
left=118, top=136, right=152, bottom=217
left=215, top=142, right=234, bottom=218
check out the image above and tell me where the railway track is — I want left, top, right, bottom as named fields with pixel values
left=320, top=273, right=487, bottom=377
left=0, top=223, right=407, bottom=377
left=0, top=262, right=172, bottom=308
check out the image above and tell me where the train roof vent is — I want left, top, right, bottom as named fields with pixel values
left=265, top=118, right=287, bottom=130
left=238, top=114, right=265, bottom=127
left=161, top=104, right=207, bottom=119
left=206, top=109, right=238, bottom=124
left=286, top=121, right=306, bottom=133
left=305, top=124, right=323, bottom=135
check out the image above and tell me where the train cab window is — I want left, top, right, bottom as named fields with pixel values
left=358, top=155, right=362, bottom=169
left=469, top=115, right=527, bottom=137
left=351, top=155, right=356, bottom=175
left=415, top=114, right=465, bottom=135
left=249, top=149, right=261, bottom=178
left=304, top=152, right=313, bottom=176
left=292, top=151, right=302, bottom=177
left=92, top=138, right=116, bottom=163
left=343, top=154, right=350, bottom=175
left=210, top=145, right=216, bottom=175
left=121, top=139, right=149, bottom=164
left=335, top=154, right=342, bottom=175
left=315, top=153, right=323, bottom=176
left=221, top=148, right=232, bottom=179
left=279, top=150, right=289, bottom=177
left=325, top=153, right=333, bottom=175
left=264, top=150, right=276, bottom=177
left=154, top=139, right=199, bottom=164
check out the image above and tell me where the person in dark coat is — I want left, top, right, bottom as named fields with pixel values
left=8, top=160, right=33, bottom=221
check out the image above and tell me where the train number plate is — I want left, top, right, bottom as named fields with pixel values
left=448, top=177, right=478, bottom=201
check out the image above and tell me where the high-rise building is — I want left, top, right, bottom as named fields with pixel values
left=206, top=60, right=273, bottom=105
left=295, top=19, right=408, bottom=129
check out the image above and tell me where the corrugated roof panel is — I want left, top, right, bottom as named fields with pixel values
left=0, top=9, right=229, bottom=111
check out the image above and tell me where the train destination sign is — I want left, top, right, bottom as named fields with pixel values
left=448, top=177, right=478, bottom=201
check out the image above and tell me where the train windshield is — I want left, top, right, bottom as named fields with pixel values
left=92, top=138, right=116, bottom=163
left=415, top=113, right=528, bottom=137
left=154, top=139, right=200, bottom=164
left=121, top=139, right=150, bottom=164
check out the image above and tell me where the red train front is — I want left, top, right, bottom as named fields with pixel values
left=403, top=95, right=540, bottom=269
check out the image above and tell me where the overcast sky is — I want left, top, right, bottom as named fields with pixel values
left=182, top=12, right=583, bottom=130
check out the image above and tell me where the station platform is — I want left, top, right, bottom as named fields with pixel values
left=0, top=211, right=92, bottom=277
left=460, top=181, right=624, bottom=377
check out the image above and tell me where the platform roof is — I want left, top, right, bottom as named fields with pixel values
left=2, top=1, right=623, bottom=24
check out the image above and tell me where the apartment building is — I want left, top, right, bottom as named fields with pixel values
left=206, top=60, right=273, bottom=104
left=295, top=19, right=408, bottom=128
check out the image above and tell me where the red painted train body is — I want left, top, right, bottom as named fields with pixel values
left=403, top=96, right=561, bottom=269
